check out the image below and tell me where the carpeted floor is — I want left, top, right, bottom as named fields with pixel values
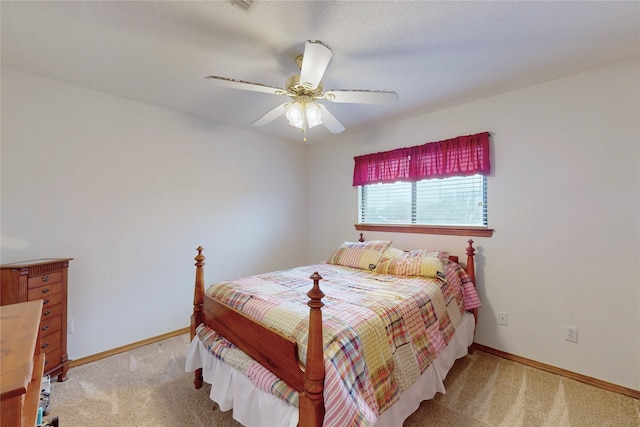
left=46, top=333, right=640, bottom=426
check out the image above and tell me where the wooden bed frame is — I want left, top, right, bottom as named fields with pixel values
left=190, top=236, right=477, bottom=427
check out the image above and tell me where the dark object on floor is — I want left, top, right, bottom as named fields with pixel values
left=42, top=416, right=59, bottom=427
left=40, top=375, right=51, bottom=415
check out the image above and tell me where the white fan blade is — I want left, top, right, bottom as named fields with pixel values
left=318, top=104, right=345, bottom=134
left=251, top=103, right=288, bottom=127
left=206, top=76, right=287, bottom=96
left=299, top=40, right=333, bottom=90
left=324, top=89, right=399, bottom=104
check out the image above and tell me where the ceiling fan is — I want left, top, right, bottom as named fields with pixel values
left=206, top=40, right=399, bottom=142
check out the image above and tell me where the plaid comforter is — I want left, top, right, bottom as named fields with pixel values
left=196, top=261, right=480, bottom=426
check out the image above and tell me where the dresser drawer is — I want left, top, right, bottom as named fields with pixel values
left=27, top=282, right=62, bottom=301
left=44, top=348, right=62, bottom=371
left=40, top=303, right=63, bottom=321
left=27, top=272, right=62, bottom=289
left=40, top=314, right=62, bottom=337
left=41, top=292, right=63, bottom=309
left=40, top=331, right=61, bottom=353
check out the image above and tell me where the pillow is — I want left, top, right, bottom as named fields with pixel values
left=410, top=249, right=450, bottom=263
left=327, top=240, right=392, bottom=270
left=375, top=250, right=446, bottom=279
left=381, top=247, right=406, bottom=259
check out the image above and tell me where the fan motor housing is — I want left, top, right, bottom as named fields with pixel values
left=286, top=75, right=324, bottom=97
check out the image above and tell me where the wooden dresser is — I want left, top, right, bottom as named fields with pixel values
left=1, top=258, right=72, bottom=382
left=0, top=300, right=46, bottom=427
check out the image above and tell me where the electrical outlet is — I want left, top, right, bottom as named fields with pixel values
left=497, top=312, right=508, bottom=326
left=67, top=318, right=74, bottom=334
left=565, top=325, right=578, bottom=343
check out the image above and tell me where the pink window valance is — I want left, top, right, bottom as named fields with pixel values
left=353, top=132, right=490, bottom=186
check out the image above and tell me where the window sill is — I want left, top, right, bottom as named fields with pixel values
left=355, top=223, right=494, bottom=237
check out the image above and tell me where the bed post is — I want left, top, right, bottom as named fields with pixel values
left=299, top=272, right=325, bottom=427
left=465, top=239, right=478, bottom=356
left=191, top=246, right=205, bottom=389
left=465, top=239, right=476, bottom=285
left=466, top=239, right=478, bottom=325
left=465, top=239, right=478, bottom=323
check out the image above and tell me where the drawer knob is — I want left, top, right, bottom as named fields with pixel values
left=43, top=298, right=50, bottom=304
left=42, top=288, right=50, bottom=294
left=42, top=343, right=49, bottom=349
left=41, top=324, right=50, bottom=331
left=43, top=309, right=51, bottom=316
left=42, top=275, right=49, bottom=282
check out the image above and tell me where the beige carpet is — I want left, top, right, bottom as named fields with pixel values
left=46, top=333, right=640, bottom=426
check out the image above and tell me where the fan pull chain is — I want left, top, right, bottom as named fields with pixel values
left=303, top=126, right=307, bottom=143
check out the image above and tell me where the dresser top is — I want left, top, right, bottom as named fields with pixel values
left=1, top=258, right=73, bottom=269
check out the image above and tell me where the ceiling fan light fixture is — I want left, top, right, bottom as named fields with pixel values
left=305, top=102, right=322, bottom=128
left=286, top=101, right=305, bottom=128
left=286, top=101, right=323, bottom=130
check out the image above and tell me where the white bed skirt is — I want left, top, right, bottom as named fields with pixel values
left=185, top=312, right=475, bottom=427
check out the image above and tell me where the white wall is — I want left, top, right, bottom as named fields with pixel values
left=307, top=58, right=640, bottom=390
left=1, top=67, right=308, bottom=359
left=3, top=59, right=638, bottom=391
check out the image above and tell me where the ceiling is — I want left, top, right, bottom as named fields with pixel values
left=1, top=1, right=638, bottom=144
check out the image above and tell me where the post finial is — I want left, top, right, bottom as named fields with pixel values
left=307, top=272, right=325, bottom=309
left=466, top=239, right=475, bottom=257
left=195, top=246, right=205, bottom=266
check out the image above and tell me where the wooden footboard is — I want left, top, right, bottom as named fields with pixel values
left=190, top=247, right=325, bottom=427
left=190, top=239, right=477, bottom=427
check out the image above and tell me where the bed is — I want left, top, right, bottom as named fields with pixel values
left=185, top=236, right=479, bottom=427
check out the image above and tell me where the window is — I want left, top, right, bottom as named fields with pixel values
left=353, top=132, right=493, bottom=237
left=358, top=174, right=487, bottom=227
